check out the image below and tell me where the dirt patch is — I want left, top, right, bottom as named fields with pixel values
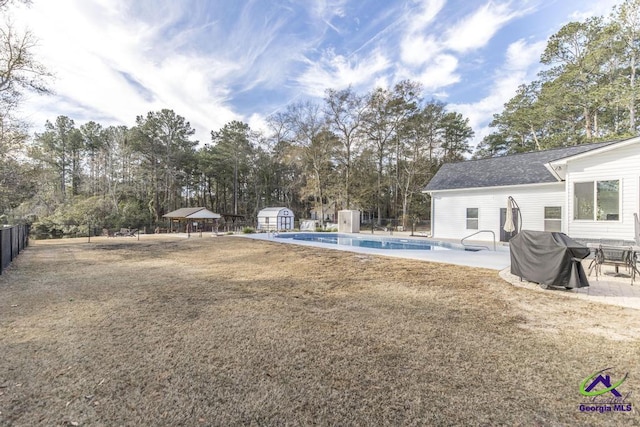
left=0, top=236, right=638, bottom=426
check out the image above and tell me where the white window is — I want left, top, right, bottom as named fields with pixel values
left=573, top=180, right=620, bottom=221
left=544, top=207, right=562, bottom=232
left=466, top=208, right=478, bottom=229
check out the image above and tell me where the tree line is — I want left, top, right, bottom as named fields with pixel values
left=476, top=0, right=640, bottom=156
left=13, top=81, right=472, bottom=235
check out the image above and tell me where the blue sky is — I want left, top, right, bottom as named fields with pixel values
left=12, top=0, right=620, bottom=148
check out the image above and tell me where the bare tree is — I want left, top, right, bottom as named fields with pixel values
left=0, top=22, right=51, bottom=105
left=324, top=87, right=366, bottom=210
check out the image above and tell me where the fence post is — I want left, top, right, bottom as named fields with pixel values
left=0, top=228, right=3, bottom=275
left=10, top=226, right=14, bottom=262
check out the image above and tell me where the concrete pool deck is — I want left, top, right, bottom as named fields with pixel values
left=238, top=231, right=639, bottom=310
left=239, top=231, right=512, bottom=270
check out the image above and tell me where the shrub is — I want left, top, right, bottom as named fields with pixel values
left=315, top=227, right=338, bottom=232
left=242, top=227, right=255, bottom=234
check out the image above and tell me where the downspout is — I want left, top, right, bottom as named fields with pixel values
left=429, top=193, right=435, bottom=238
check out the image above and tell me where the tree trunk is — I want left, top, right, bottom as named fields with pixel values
left=316, top=167, right=324, bottom=227
left=530, top=125, right=541, bottom=150
left=584, top=106, right=592, bottom=139
left=376, top=155, right=383, bottom=225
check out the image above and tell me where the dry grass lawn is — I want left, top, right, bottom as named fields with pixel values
left=0, top=235, right=639, bottom=426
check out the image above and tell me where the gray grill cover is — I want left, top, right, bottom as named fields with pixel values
left=510, top=230, right=590, bottom=288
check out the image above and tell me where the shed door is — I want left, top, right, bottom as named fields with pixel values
left=499, top=208, right=519, bottom=242
left=279, top=215, right=292, bottom=230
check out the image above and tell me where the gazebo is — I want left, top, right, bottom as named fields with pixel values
left=163, top=207, right=221, bottom=236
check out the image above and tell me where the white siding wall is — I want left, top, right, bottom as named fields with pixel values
left=431, top=184, right=565, bottom=241
left=566, top=144, right=640, bottom=241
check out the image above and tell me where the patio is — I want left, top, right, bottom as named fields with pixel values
left=500, top=261, right=640, bottom=310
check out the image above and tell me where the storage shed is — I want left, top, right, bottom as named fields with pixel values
left=257, top=207, right=294, bottom=231
left=338, top=210, right=360, bottom=233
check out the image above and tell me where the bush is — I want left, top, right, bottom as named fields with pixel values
left=242, top=227, right=255, bottom=234
left=31, top=221, right=59, bottom=239
left=315, top=227, right=338, bottom=232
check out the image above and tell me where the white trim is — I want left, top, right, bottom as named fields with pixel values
left=547, top=137, right=640, bottom=169
left=571, top=178, right=622, bottom=223
left=544, top=162, right=565, bottom=181
left=425, top=181, right=563, bottom=195
left=466, top=207, right=479, bottom=230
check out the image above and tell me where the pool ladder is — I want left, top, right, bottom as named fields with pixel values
left=460, top=230, right=496, bottom=251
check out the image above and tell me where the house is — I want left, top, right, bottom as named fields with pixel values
left=423, top=137, right=640, bottom=244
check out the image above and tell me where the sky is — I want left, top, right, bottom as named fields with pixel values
left=10, top=0, right=621, bottom=149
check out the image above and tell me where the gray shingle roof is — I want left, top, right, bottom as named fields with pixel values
left=163, top=207, right=221, bottom=219
left=163, top=207, right=206, bottom=218
left=424, top=141, right=618, bottom=192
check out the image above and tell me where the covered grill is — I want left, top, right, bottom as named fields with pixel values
left=510, top=230, right=590, bottom=288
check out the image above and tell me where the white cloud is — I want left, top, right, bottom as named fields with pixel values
left=400, top=34, right=441, bottom=66
left=247, top=113, right=269, bottom=135
left=308, top=0, right=349, bottom=35
left=406, top=0, right=446, bottom=33
left=312, top=0, right=348, bottom=20
left=450, top=38, right=545, bottom=150
left=568, top=0, right=620, bottom=21
left=504, top=38, right=547, bottom=71
left=397, top=54, right=460, bottom=90
left=443, top=2, right=525, bottom=53
left=11, top=0, right=242, bottom=142
left=399, top=0, right=446, bottom=67
left=296, top=49, right=391, bottom=97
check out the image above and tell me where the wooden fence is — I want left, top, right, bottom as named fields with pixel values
left=0, top=225, right=29, bottom=275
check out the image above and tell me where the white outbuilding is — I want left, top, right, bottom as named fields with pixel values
left=257, top=207, right=295, bottom=231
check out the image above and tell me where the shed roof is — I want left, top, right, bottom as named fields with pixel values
left=257, top=207, right=293, bottom=217
left=163, top=207, right=221, bottom=219
left=424, top=141, right=618, bottom=192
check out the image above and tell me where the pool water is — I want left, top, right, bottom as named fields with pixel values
left=274, top=233, right=476, bottom=251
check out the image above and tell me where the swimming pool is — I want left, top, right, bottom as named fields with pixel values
left=274, top=233, right=477, bottom=251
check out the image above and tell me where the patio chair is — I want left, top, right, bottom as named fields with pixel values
left=114, top=228, right=137, bottom=237
left=123, top=228, right=138, bottom=237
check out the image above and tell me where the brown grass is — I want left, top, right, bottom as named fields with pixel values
left=0, top=235, right=639, bottom=426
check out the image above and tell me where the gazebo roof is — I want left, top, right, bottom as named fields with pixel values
left=163, top=207, right=221, bottom=219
